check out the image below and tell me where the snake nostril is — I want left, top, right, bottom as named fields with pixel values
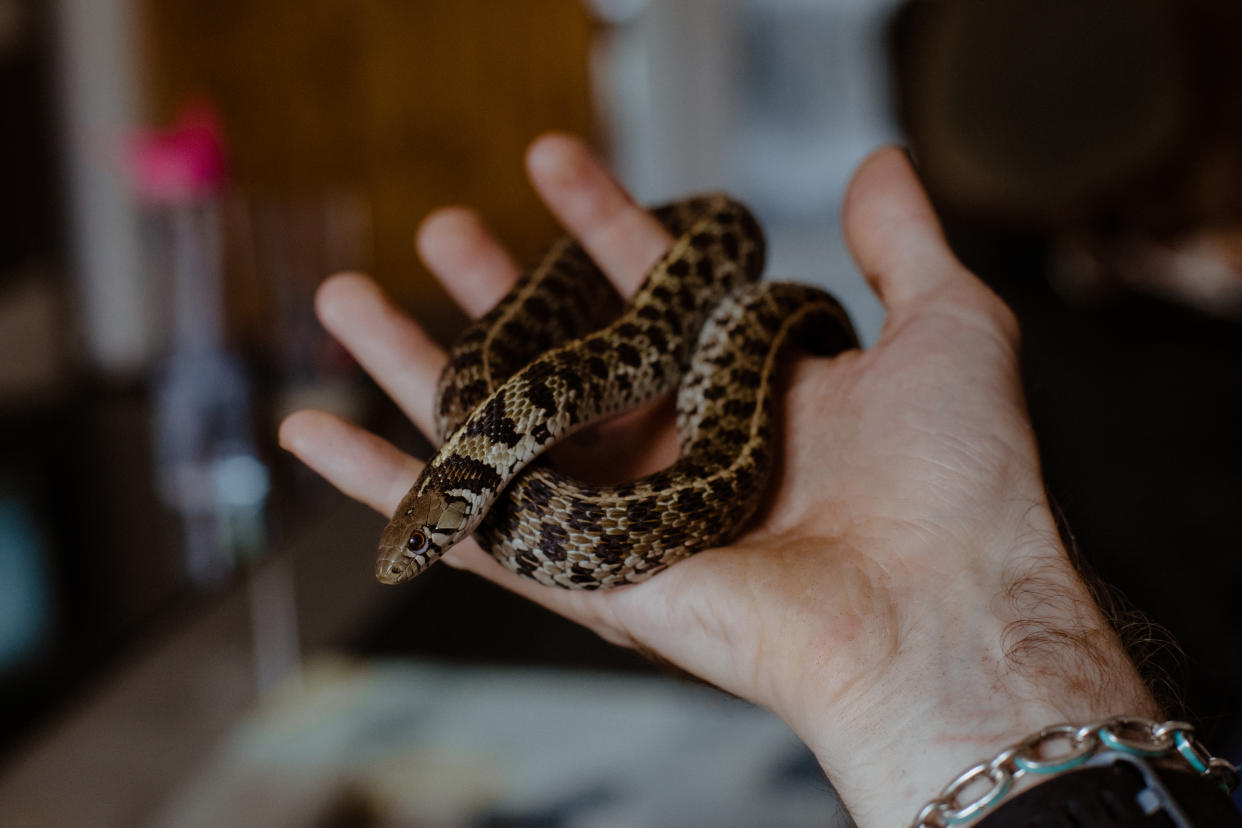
left=376, top=556, right=405, bottom=583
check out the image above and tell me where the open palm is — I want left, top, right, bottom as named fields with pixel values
left=280, top=135, right=1154, bottom=824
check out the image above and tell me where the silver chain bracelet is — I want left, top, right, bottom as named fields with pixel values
left=912, top=716, right=1241, bottom=827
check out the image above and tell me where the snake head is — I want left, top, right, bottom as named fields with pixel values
left=376, top=488, right=472, bottom=584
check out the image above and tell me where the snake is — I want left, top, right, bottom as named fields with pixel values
left=375, top=194, right=857, bottom=589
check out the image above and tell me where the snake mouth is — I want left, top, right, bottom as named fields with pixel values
left=375, top=551, right=414, bottom=584
left=375, top=546, right=438, bottom=584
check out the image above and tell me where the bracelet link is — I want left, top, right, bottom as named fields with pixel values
left=1209, top=757, right=1242, bottom=793
left=937, top=762, right=1012, bottom=824
left=1097, top=715, right=1173, bottom=756
left=1013, top=724, right=1095, bottom=774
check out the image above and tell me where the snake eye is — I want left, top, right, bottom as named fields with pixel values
left=407, top=531, right=430, bottom=553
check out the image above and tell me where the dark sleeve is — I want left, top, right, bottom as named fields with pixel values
left=977, top=756, right=1242, bottom=827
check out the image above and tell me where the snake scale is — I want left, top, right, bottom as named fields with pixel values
left=376, top=194, right=858, bottom=589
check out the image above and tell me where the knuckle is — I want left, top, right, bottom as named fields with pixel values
left=987, top=296, right=1022, bottom=346
left=956, top=277, right=1022, bottom=347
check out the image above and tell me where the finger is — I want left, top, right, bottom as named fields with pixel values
left=416, top=207, right=522, bottom=318
left=278, top=411, right=530, bottom=583
left=278, top=409, right=422, bottom=515
left=315, top=273, right=444, bottom=440
left=841, top=147, right=970, bottom=311
left=280, top=410, right=620, bottom=639
left=526, top=133, right=673, bottom=298
left=276, top=411, right=553, bottom=602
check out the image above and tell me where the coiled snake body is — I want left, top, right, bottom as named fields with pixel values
left=376, top=195, right=857, bottom=589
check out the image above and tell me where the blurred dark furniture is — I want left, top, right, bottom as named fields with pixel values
left=891, top=0, right=1242, bottom=747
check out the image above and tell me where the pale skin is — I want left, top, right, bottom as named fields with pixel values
left=279, top=135, right=1160, bottom=825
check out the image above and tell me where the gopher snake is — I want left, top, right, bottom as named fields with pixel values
left=376, top=195, right=857, bottom=589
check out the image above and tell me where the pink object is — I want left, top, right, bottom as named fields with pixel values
left=129, top=102, right=228, bottom=203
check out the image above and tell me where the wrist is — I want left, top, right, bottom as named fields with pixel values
left=790, top=537, right=1159, bottom=826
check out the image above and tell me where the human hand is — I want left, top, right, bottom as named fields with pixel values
left=279, top=134, right=1158, bottom=825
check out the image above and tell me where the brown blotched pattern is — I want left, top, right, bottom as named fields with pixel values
left=376, top=195, right=858, bottom=588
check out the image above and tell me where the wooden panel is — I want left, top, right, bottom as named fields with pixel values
left=138, top=0, right=596, bottom=320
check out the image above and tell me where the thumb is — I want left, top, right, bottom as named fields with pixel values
left=841, top=147, right=1020, bottom=346
left=842, top=147, right=970, bottom=313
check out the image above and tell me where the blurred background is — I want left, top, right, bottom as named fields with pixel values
left=1, top=0, right=1240, bottom=825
